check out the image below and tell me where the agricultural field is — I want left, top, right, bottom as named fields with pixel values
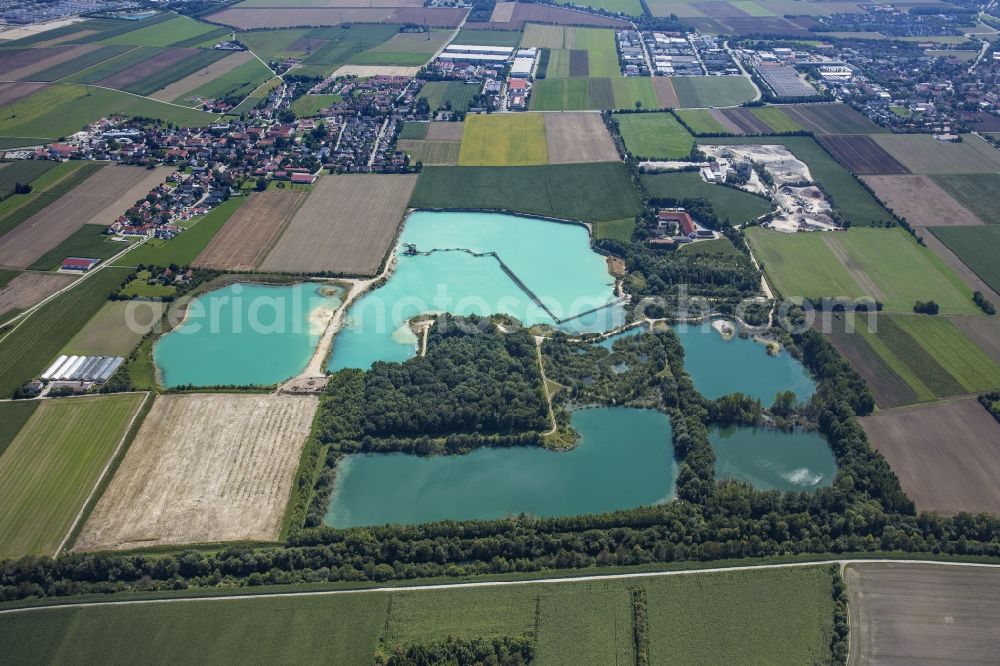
left=0, top=165, right=170, bottom=269
left=453, top=28, right=522, bottom=46
left=531, top=77, right=658, bottom=110
left=398, top=120, right=429, bottom=139
left=592, top=217, right=635, bottom=241
left=289, top=93, right=342, bottom=117
left=0, top=266, right=131, bottom=397
left=860, top=398, right=1000, bottom=514
left=61, top=300, right=165, bottom=357
left=458, top=113, right=547, bottom=166
left=101, top=49, right=230, bottom=97
left=397, top=138, right=461, bottom=165
left=0, top=161, right=55, bottom=198
left=120, top=197, right=245, bottom=268
left=0, top=271, right=75, bottom=322
left=779, top=103, right=884, bottom=135
left=260, top=174, right=418, bottom=275
left=614, top=112, right=694, bottom=159
left=641, top=171, right=773, bottom=225
left=861, top=175, right=982, bottom=227
left=238, top=28, right=314, bottom=61
left=0, top=392, right=147, bottom=560
left=671, top=76, right=757, bottom=108
left=652, top=77, right=680, bottom=107
left=409, top=162, right=643, bottom=224
left=168, top=55, right=273, bottom=105
left=416, top=80, right=480, bottom=112
left=348, top=30, right=451, bottom=66
left=746, top=227, right=978, bottom=314
left=675, top=108, right=732, bottom=134
left=544, top=112, right=619, bottom=163
left=102, top=13, right=221, bottom=47
left=929, top=226, right=1000, bottom=295
left=193, top=189, right=307, bottom=271
left=75, top=393, right=318, bottom=552
left=554, top=0, right=643, bottom=13
left=846, top=563, right=1000, bottom=666
left=0, top=162, right=104, bottom=245
left=818, top=135, right=910, bottom=174
left=27, top=225, right=134, bottom=272
left=0, top=43, right=113, bottom=81
left=931, top=173, right=1000, bottom=225
left=206, top=7, right=467, bottom=29
left=872, top=134, right=1000, bottom=174
left=0, top=400, right=38, bottom=458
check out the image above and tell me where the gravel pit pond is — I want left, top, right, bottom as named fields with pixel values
left=711, top=425, right=837, bottom=491
left=328, top=211, right=626, bottom=371
left=154, top=282, right=341, bottom=388
left=324, top=407, right=676, bottom=528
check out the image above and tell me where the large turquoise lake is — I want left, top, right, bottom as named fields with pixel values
left=711, top=426, right=837, bottom=491
left=154, top=282, right=340, bottom=387
left=673, top=323, right=816, bottom=404
left=324, top=407, right=676, bottom=527
left=328, top=211, right=625, bottom=371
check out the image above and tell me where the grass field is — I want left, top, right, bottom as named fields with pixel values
left=615, top=112, right=693, bottom=159
left=932, top=173, right=1000, bottom=225
left=672, top=76, right=757, bottom=108
left=290, top=93, right=342, bottom=117
left=62, top=300, right=165, bottom=357
left=680, top=237, right=744, bottom=257
left=0, top=400, right=37, bottom=458
left=593, top=217, right=635, bottom=241
left=416, top=80, right=480, bottom=112
left=750, top=106, right=802, bottom=132
left=0, top=392, right=146, bottom=560
left=120, top=197, right=245, bottom=267
left=0, top=266, right=131, bottom=397
left=398, top=121, right=428, bottom=139
left=103, top=13, right=219, bottom=47
left=458, top=113, right=547, bottom=166
left=237, top=28, right=311, bottom=60
left=641, top=171, right=773, bottom=225
left=747, top=227, right=979, bottom=314
left=0, top=160, right=55, bottom=197
left=706, top=136, right=894, bottom=226
left=27, top=225, right=133, bottom=271
left=532, top=77, right=658, bottom=110
left=675, top=108, right=731, bottom=134
left=929, top=226, right=1000, bottom=294
left=410, top=162, right=643, bottom=224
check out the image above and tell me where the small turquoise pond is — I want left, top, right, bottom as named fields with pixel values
left=711, top=426, right=837, bottom=491
left=324, top=407, right=676, bottom=527
left=154, top=282, right=340, bottom=387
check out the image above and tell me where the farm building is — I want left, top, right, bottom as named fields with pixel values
left=61, top=257, right=100, bottom=272
left=511, top=57, right=535, bottom=78
left=291, top=173, right=316, bottom=184
left=40, top=354, right=124, bottom=383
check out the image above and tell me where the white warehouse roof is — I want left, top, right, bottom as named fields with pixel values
left=444, top=44, right=514, bottom=54
left=511, top=57, right=534, bottom=75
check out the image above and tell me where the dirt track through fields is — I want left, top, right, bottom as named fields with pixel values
left=0, top=165, right=172, bottom=269
left=0, top=271, right=75, bottom=318
left=150, top=51, right=255, bottom=102
left=193, top=188, right=306, bottom=271
left=260, top=173, right=417, bottom=276
left=544, top=112, right=618, bottom=164
left=74, top=393, right=318, bottom=552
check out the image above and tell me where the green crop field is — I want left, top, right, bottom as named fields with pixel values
left=410, top=162, right=643, bottom=223
left=0, top=162, right=105, bottom=241
left=28, top=225, right=135, bottom=271
left=747, top=227, right=979, bottom=314
left=416, top=81, right=480, bottom=112
left=672, top=76, right=757, bottom=108
left=0, top=84, right=217, bottom=140
left=780, top=103, right=884, bottom=135
left=299, top=24, right=399, bottom=70
left=398, top=121, right=429, bottom=140
left=120, top=197, right=245, bottom=267
left=0, top=392, right=145, bottom=560
left=615, top=112, right=694, bottom=158
left=0, top=400, right=38, bottom=459
left=238, top=29, right=311, bottom=61
left=641, top=171, right=773, bottom=225
left=454, top=29, right=523, bottom=46
left=126, top=50, right=229, bottom=97
left=555, top=0, right=644, bottom=14
left=646, top=567, right=834, bottom=665
left=398, top=139, right=461, bottom=165
left=348, top=30, right=451, bottom=67
left=60, top=45, right=163, bottom=84
left=0, top=266, right=131, bottom=397
left=0, top=160, right=55, bottom=197
left=929, top=226, right=1000, bottom=294
left=532, top=77, right=657, bottom=111
left=178, top=58, right=272, bottom=105
left=25, top=44, right=134, bottom=82
left=932, top=173, right=1000, bottom=225
left=611, top=77, right=659, bottom=109
left=458, top=113, right=548, bottom=166
left=593, top=217, right=636, bottom=241
left=680, top=237, right=744, bottom=257
left=62, top=300, right=165, bottom=357
left=102, top=14, right=219, bottom=47
left=676, top=109, right=730, bottom=134
left=750, top=106, right=802, bottom=133
left=705, top=136, right=894, bottom=226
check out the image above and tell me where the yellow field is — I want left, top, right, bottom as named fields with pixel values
left=458, top=113, right=548, bottom=166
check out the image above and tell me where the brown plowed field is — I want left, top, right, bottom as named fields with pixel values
left=0, top=165, right=171, bottom=269
left=818, top=135, right=910, bottom=174
left=952, top=315, right=1000, bottom=365
left=96, top=47, right=196, bottom=90
left=861, top=175, right=982, bottom=227
left=74, top=393, right=318, bottom=552
left=721, top=108, right=771, bottom=134
left=860, top=397, right=1000, bottom=515
left=0, top=271, right=75, bottom=320
left=0, top=81, right=49, bottom=106
left=2, top=43, right=99, bottom=81
left=260, top=173, right=417, bottom=276
left=490, top=1, right=516, bottom=21
left=193, top=189, right=307, bottom=271
left=545, top=112, right=618, bottom=164
left=708, top=108, right=743, bottom=134
left=846, top=563, right=1000, bottom=666
left=652, top=78, right=679, bottom=108
left=151, top=51, right=255, bottom=102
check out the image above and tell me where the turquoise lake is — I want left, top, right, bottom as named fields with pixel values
left=328, top=211, right=625, bottom=371
left=711, top=426, right=837, bottom=491
left=673, top=323, right=816, bottom=404
left=154, top=282, right=340, bottom=387
left=324, top=407, right=676, bottom=528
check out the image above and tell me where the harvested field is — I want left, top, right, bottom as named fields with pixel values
left=397, top=139, right=460, bottom=164
left=62, top=300, right=165, bottom=357
left=0, top=82, right=49, bottom=107
left=261, top=174, right=418, bottom=275
left=75, top=393, right=318, bottom=552
left=149, top=50, right=254, bottom=102
left=0, top=271, right=75, bottom=321
left=861, top=398, right=1000, bottom=514
left=193, top=189, right=307, bottom=271
left=721, top=108, right=772, bottom=134
left=873, top=133, right=1000, bottom=174
left=818, top=135, right=909, bottom=174
left=491, top=1, right=516, bottom=21
left=0, top=165, right=170, bottom=269
left=780, top=103, right=883, bottom=135
left=652, top=77, right=680, bottom=108
left=861, top=175, right=982, bottom=227
left=206, top=6, right=466, bottom=28
left=545, top=112, right=618, bottom=163
left=1, top=43, right=100, bottom=81
left=95, top=47, right=196, bottom=90
left=846, top=562, right=1000, bottom=666
left=332, top=64, right=419, bottom=77
left=425, top=121, right=464, bottom=141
